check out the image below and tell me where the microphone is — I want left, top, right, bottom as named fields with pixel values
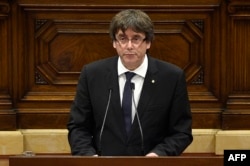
left=98, top=88, right=112, bottom=156
left=131, top=83, right=144, bottom=155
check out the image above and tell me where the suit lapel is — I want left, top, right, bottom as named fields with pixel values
left=107, top=56, right=159, bottom=140
left=129, top=56, right=159, bottom=138
left=106, top=56, right=122, bottom=115
left=106, top=57, right=128, bottom=140
left=137, top=56, right=158, bottom=116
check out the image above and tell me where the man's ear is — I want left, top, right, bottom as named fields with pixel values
left=113, top=41, right=117, bottom=48
left=146, top=42, right=151, bottom=49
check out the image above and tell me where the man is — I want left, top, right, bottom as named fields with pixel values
left=67, top=9, right=193, bottom=156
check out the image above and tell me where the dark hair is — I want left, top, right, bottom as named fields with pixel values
left=109, top=9, right=154, bottom=43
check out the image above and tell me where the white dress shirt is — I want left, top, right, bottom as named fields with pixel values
left=118, top=55, right=148, bottom=122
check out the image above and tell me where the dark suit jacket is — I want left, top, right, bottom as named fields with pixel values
left=67, top=55, right=193, bottom=156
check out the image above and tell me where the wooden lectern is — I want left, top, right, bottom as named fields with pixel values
left=9, top=155, right=224, bottom=166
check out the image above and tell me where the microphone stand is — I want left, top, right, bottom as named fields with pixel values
left=131, top=83, right=145, bottom=155
left=98, top=88, right=112, bottom=156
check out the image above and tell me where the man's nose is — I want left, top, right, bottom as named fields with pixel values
left=127, top=40, right=133, bottom=48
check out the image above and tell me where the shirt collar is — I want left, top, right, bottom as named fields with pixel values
left=118, top=55, right=148, bottom=78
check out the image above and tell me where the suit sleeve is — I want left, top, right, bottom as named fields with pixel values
left=150, top=71, right=193, bottom=156
left=67, top=66, right=96, bottom=156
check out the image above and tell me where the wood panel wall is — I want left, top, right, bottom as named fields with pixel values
left=0, top=0, right=250, bottom=130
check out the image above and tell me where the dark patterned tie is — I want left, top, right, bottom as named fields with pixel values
left=122, top=72, right=135, bottom=134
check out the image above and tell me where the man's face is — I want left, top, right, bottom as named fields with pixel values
left=113, top=28, right=151, bottom=70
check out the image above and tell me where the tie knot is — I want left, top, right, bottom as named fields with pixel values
left=125, top=72, right=135, bottom=81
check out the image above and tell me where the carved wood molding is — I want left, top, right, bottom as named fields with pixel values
left=191, top=70, right=204, bottom=85
left=224, top=1, right=250, bottom=129
left=0, top=0, right=13, bottom=130
left=228, top=0, right=250, bottom=13
left=7, top=0, right=223, bottom=129
left=0, top=1, right=9, bottom=15
left=16, top=0, right=221, bottom=12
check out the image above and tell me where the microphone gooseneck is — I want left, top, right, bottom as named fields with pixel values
left=98, top=88, right=112, bottom=156
left=131, top=83, right=144, bottom=155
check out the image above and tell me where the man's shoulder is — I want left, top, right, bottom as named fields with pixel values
left=148, top=56, right=183, bottom=73
left=86, top=56, right=118, bottom=68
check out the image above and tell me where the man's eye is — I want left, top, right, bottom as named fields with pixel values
left=120, top=37, right=126, bottom=41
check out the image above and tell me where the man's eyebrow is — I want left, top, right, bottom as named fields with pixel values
left=133, top=34, right=143, bottom=38
left=117, top=33, right=126, bottom=37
